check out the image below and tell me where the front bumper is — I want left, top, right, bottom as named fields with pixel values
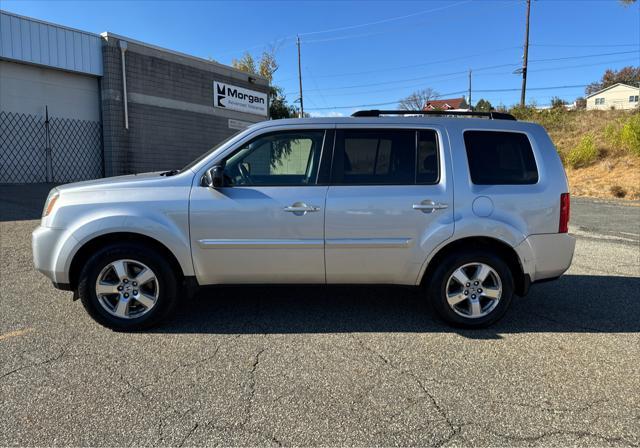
left=515, top=233, right=576, bottom=283
left=32, top=225, right=69, bottom=284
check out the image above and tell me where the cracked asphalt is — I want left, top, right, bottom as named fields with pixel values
left=1, top=184, right=639, bottom=447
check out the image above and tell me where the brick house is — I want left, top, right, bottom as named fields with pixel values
left=423, top=97, right=469, bottom=111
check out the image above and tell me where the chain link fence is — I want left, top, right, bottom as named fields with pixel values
left=0, top=110, right=103, bottom=183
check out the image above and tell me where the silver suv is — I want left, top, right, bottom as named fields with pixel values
left=33, top=110, right=575, bottom=330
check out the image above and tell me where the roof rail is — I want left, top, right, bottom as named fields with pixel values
left=351, top=110, right=517, bottom=121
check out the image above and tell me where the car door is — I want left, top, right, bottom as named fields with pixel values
left=324, top=126, right=454, bottom=284
left=189, top=129, right=331, bottom=284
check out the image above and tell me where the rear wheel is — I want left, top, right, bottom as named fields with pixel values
left=77, top=243, right=178, bottom=330
left=427, top=251, right=514, bottom=328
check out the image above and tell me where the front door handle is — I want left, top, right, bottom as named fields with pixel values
left=413, top=200, right=448, bottom=213
left=284, top=202, right=320, bottom=216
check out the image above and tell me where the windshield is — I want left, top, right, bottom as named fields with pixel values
left=181, top=130, right=243, bottom=172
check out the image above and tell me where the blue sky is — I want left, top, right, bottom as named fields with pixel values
left=3, top=0, right=639, bottom=115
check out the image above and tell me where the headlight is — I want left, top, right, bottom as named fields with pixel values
left=42, top=191, right=60, bottom=217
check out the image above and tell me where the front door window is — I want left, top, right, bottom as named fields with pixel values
left=225, top=131, right=325, bottom=186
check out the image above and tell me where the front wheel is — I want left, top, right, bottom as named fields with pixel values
left=427, top=251, right=514, bottom=328
left=77, top=243, right=178, bottom=331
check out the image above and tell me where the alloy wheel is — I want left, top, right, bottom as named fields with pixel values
left=95, top=259, right=160, bottom=319
left=445, top=262, right=502, bottom=319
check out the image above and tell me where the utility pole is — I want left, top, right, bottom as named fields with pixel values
left=520, top=0, right=531, bottom=107
left=297, top=35, right=304, bottom=118
left=468, top=69, right=472, bottom=110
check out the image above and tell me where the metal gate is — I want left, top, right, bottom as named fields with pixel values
left=0, top=109, right=103, bottom=183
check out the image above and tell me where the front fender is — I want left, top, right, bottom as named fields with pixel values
left=52, top=211, right=194, bottom=284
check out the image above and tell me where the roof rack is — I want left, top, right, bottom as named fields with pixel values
left=351, top=110, right=517, bottom=121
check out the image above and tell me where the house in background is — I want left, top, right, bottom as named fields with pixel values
left=586, top=83, right=640, bottom=110
left=423, top=97, right=470, bottom=111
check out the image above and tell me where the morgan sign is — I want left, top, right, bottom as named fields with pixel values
left=214, top=81, right=268, bottom=117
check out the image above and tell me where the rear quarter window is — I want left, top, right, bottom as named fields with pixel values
left=463, top=130, right=538, bottom=185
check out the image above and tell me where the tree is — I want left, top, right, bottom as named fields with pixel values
left=398, top=88, right=439, bottom=110
left=232, top=49, right=297, bottom=119
left=575, top=97, right=586, bottom=110
left=474, top=99, right=494, bottom=112
left=586, top=66, right=640, bottom=95
left=231, top=53, right=257, bottom=76
left=619, top=0, right=636, bottom=5
left=269, top=86, right=297, bottom=119
left=551, top=96, right=567, bottom=109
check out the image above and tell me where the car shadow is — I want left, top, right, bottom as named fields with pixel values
left=153, top=274, right=640, bottom=338
left=0, top=183, right=58, bottom=222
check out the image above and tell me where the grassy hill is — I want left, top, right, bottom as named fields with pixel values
left=511, top=108, right=640, bottom=200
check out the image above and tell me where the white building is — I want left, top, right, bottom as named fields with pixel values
left=586, top=83, right=640, bottom=111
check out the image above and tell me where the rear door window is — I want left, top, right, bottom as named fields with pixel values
left=331, top=130, right=415, bottom=185
left=417, top=130, right=439, bottom=184
left=463, top=131, right=538, bottom=185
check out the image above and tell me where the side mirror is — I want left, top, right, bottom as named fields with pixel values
left=203, top=164, right=225, bottom=188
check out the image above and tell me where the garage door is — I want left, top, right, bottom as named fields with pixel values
left=0, top=61, right=103, bottom=183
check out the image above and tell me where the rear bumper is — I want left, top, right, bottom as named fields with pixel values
left=515, top=233, right=576, bottom=283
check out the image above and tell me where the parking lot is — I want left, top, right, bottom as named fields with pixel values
left=1, top=185, right=639, bottom=446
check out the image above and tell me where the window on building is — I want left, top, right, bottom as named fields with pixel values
left=629, top=95, right=639, bottom=103
left=333, top=130, right=415, bottom=185
left=225, top=131, right=325, bottom=186
left=464, top=131, right=538, bottom=185
left=595, top=98, right=606, bottom=105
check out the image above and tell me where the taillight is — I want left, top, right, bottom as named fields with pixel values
left=559, top=193, right=570, bottom=233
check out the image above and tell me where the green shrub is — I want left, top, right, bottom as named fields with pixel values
left=619, top=113, right=640, bottom=157
left=509, top=105, right=570, bottom=132
left=604, top=122, right=622, bottom=148
left=567, top=134, right=599, bottom=168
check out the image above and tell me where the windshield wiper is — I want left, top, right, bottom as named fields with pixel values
left=160, top=169, right=180, bottom=177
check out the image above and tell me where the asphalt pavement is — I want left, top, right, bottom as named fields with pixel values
left=1, top=185, right=639, bottom=446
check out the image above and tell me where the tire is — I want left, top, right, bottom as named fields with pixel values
left=426, top=250, right=514, bottom=328
left=77, top=243, right=178, bottom=331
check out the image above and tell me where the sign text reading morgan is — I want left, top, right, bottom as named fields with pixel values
left=214, top=81, right=268, bottom=117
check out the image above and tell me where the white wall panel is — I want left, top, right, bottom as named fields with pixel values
left=0, top=10, right=102, bottom=76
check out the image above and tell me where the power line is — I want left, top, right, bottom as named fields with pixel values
left=299, top=56, right=637, bottom=101
left=476, top=84, right=587, bottom=93
left=528, top=57, right=639, bottom=73
left=532, top=43, right=639, bottom=48
left=215, top=1, right=471, bottom=59
left=299, top=74, right=469, bottom=99
left=284, top=63, right=517, bottom=96
left=306, top=84, right=588, bottom=111
left=281, top=47, right=521, bottom=81
left=300, top=1, right=519, bottom=45
left=298, top=1, right=470, bottom=37
left=529, top=50, right=639, bottom=63
left=282, top=49, right=638, bottom=96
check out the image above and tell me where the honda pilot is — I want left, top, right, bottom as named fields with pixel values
left=33, top=110, right=575, bottom=330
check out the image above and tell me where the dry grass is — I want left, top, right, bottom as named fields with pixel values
left=545, top=110, right=631, bottom=158
left=522, top=109, right=640, bottom=200
left=565, top=155, right=640, bottom=200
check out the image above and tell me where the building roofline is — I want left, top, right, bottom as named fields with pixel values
left=0, top=9, right=100, bottom=38
left=100, top=32, right=269, bottom=83
left=585, top=82, right=640, bottom=98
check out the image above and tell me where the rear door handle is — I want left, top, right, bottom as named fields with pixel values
left=284, top=202, right=320, bottom=215
left=413, top=200, right=448, bottom=213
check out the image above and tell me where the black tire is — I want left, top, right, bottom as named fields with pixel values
left=426, top=250, right=514, bottom=328
left=77, top=242, right=178, bottom=331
